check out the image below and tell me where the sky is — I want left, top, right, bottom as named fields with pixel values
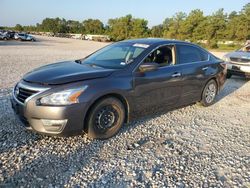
left=0, top=0, right=249, bottom=27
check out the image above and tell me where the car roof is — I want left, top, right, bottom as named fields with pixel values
left=120, top=38, right=192, bottom=46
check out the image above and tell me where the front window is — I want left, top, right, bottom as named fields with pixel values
left=142, top=45, right=174, bottom=67
left=82, top=43, right=148, bottom=69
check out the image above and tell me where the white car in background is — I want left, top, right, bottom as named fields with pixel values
left=223, top=43, right=250, bottom=79
left=0, top=32, right=10, bottom=40
left=14, top=33, right=36, bottom=41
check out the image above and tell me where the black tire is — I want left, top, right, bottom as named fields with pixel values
left=226, top=72, right=232, bottom=79
left=201, top=79, right=218, bottom=107
left=86, top=97, right=125, bottom=139
left=3, top=37, right=7, bottom=41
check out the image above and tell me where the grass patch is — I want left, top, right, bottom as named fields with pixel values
left=197, top=43, right=242, bottom=52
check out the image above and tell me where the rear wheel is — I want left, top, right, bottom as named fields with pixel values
left=201, top=79, right=218, bottom=107
left=86, top=97, right=125, bottom=139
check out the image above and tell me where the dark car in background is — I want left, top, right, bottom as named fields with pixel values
left=223, top=43, right=250, bottom=78
left=14, top=33, right=36, bottom=41
left=7, top=31, right=16, bottom=39
left=11, top=39, right=227, bottom=139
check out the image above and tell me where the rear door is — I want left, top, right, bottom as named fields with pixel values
left=176, top=44, right=213, bottom=103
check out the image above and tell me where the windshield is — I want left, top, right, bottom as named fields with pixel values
left=82, top=42, right=149, bottom=69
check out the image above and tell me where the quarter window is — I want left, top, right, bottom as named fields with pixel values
left=177, top=45, right=209, bottom=64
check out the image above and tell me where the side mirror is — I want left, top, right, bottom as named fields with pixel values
left=139, top=63, right=159, bottom=72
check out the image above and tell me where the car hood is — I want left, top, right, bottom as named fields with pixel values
left=225, top=51, right=250, bottom=59
left=23, top=61, right=114, bottom=85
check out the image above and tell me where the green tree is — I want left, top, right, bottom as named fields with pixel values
left=82, top=19, right=104, bottom=34
left=4, top=3, right=250, bottom=42
left=108, top=15, right=149, bottom=41
left=14, top=24, right=23, bottom=32
left=228, top=11, right=238, bottom=19
left=163, top=12, right=186, bottom=39
left=66, top=20, right=83, bottom=33
left=108, top=15, right=133, bottom=41
left=40, top=18, right=59, bottom=33
left=179, top=9, right=206, bottom=41
left=150, top=25, right=164, bottom=38
left=130, top=18, right=148, bottom=38
left=236, top=3, right=250, bottom=40
left=39, top=17, right=68, bottom=33
left=205, top=9, right=227, bottom=41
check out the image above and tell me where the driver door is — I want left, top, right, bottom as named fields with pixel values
left=131, top=45, right=183, bottom=113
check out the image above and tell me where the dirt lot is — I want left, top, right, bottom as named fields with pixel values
left=0, top=36, right=249, bottom=187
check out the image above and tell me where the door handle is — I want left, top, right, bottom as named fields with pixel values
left=171, top=72, right=182, bottom=78
left=202, top=67, right=208, bottom=71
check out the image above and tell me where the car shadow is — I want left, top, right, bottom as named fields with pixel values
left=0, top=40, right=48, bottom=46
left=120, top=76, right=249, bottom=136
left=216, top=76, right=249, bottom=101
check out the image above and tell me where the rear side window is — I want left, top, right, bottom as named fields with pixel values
left=177, top=45, right=209, bottom=64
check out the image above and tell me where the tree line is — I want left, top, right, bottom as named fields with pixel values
left=2, top=3, right=250, bottom=45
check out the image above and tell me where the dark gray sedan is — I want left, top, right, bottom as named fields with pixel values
left=11, top=39, right=227, bottom=139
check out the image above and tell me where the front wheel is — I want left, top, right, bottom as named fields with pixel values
left=86, top=97, right=125, bottom=139
left=201, top=80, right=218, bottom=107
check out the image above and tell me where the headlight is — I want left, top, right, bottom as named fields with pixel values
left=39, top=85, right=88, bottom=105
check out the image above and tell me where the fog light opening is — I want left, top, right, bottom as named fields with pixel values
left=41, top=119, right=68, bottom=132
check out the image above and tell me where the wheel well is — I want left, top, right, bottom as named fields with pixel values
left=201, top=77, right=219, bottom=98
left=83, top=93, right=129, bottom=132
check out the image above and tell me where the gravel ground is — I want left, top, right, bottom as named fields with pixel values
left=0, top=36, right=249, bottom=187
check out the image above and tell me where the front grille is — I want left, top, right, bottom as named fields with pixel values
left=230, top=57, right=250, bottom=63
left=15, top=87, right=38, bottom=103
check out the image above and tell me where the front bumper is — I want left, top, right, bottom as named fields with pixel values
left=11, top=94, right=87, bottom=136
left=227, top=62, right=250, bottom=77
